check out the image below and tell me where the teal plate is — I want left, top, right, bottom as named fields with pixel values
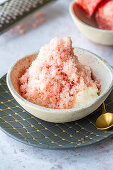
left=0, top=74, right=113, bottom=149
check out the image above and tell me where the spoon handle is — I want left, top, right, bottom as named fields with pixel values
left=102, top=102, right=107, bottom=114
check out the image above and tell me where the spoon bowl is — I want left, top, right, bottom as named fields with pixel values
left=96, top=112, right=113, bottom=130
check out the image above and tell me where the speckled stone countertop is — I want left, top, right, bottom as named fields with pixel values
left=0, top=0, right=113, bottom=170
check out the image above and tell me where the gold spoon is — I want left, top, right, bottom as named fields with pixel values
left=96, top=102, right=113, bottom=130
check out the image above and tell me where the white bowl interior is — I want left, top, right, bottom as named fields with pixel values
left=74, top=48, right=113, bottom=94
left=11, top=53, right=37, bottom=95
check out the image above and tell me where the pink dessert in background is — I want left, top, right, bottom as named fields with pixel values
left=96, top=0, right=113, bottom=30
left=75, top=0, right=103, bottom=17
left=19, top=37, right=100, bottom=109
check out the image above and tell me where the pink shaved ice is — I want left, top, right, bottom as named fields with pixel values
left=19, top=37, right=100, bottom=109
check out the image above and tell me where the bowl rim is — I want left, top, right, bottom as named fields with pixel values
left=69, top=0, right=113, bottom=33
left=7, top=47, right=113, bottom=113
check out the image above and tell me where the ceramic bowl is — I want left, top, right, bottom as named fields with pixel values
left=69, top=0, right=113, bottom=45
left=7, top=48, right=113, bottom=123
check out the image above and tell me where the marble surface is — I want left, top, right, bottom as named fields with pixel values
left=0, top=0, right=113, bottom=169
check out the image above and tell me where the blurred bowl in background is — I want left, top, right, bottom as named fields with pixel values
left=69, top=0, right=113, bottom=45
